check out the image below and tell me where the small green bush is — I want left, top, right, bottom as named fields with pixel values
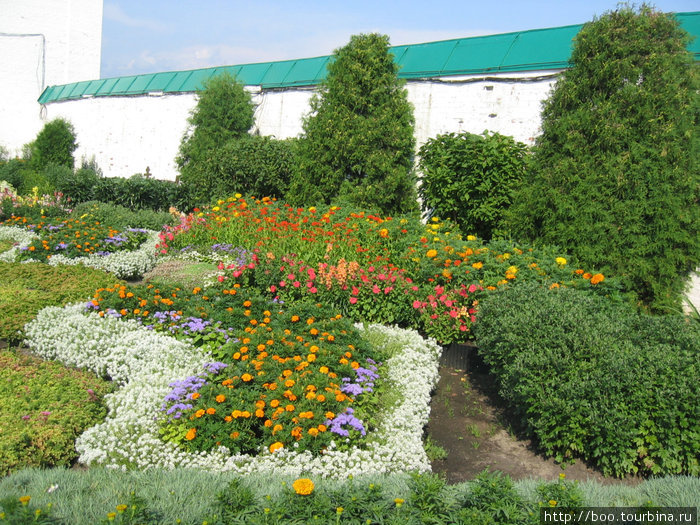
left=0, top=348, right=113, bottom=476
left=418, top=131, right=529, bottom=239
left=474, top=282, right=700, bottom=478
left=190, top=135, right=296, bottom=202
left=69, top=201, right=175, bottom=231
left=30, top=118, right=78, bottom=171
left=0, top=262, right=123, bottom=344
left=93, top=174, right=178, bottom=211
left=51, top=166, right=100, bottom=204
left=0, top=159, right=31, bottom=191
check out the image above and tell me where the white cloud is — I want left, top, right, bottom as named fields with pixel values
left=103, top=2, right=170, bottom=32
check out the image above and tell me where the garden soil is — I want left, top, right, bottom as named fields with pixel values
left=427, top=344, right=642, bottom=486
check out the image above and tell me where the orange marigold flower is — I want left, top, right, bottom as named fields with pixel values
left=293, top=478, right=314, bottom=495
left=206, top=407, right=216, bottom=415
left=590, top=273, right=605, bottom=285
left=575, top=269, right=584, bottom=275
left=215, top=395, right=226, bottom=403
left=185, top=428, right=196, bottom=440
left=426, top=249, right=438, bottom=258
left=241, top=373, right=253, bottom=382
left=269, top=442, right=284, bottom=453
left=191, top=392, right=200, bottom=400
left=583, top=272, right=592, bottom=280
left=308, top=427, right=319, bottom=437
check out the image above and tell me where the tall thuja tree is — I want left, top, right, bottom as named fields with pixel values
left=507, top=5, right=699, bottom=312
left=177, top=72, right=255, bottom=206
left=289, top=33, right=418, bottom=215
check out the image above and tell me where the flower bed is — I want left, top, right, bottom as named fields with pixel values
left=25, top=303, right=440, bottom=477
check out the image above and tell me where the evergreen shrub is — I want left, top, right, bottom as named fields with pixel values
left=177, top=73, right=255, bottom=206
left=506, top=5, right=700, bottom=312
left=288, top=33, right=418, bottom=215
left=29, top=118, right=78, bottom=171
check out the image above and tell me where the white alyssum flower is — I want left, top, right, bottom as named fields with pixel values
left=24, top=305, right=441, bottom=478
left=0, top=225, right=39, bottom=262
left=47, top=230, right=159, bottom=279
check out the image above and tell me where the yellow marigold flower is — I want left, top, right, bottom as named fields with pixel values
left=269, top=441, right=284, bottom=453
left=549, top=283, right=560, bottom=289
left=549, top=500, right=557, bottom=507
left=426, top=249, right=438, bottom=258
left=590, top=273, right=605, bottom=285
left=195, top=409, right=205, bottom=418
left=555, top=257, right=567, bottom=266
left=107, top=512, right=117, bottom=521
left=293, top=478, right=315, bottom=495
left=395, top=498, right=405, bottom=507
left=467, top=235, right=477, bottom=241
left=116, top=504, right=127, bottom=513
left=241, top=373, right=253, bottom=382
left=472, top=262, right=483, bottom=269
left=19, top=496, right=31, bottom=505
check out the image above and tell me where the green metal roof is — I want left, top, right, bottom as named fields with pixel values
left=38, top=11, right=699, bottom=104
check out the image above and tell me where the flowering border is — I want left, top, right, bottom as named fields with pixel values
left=24, top=304, right=441, bottom=478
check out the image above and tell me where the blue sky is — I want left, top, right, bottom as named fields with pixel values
left=101, top=1, right=699, bottom=78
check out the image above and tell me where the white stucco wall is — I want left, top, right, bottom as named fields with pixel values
left=40, top=70, right=560, bottom=181
left=0, top=0, right=103, bottom=155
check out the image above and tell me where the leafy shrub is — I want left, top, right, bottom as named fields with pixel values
left=69, top=201, right=175, bottom=231
left=30, top=118, right=77, bottom=171
left=288, top=33, right=418, bottom=215
left=0, top=262, right=123, bottom=344
left=93, top=174, right=178, bottom=211
left=51, top=166, right=100, bottom=204
left=474, top=282, right=700, bottom=477
left=0, top=349, right=112, bottom=476
left=0, top=159, right=31, bottom=191
left=189, top=135, right=297, bottom=202
left=177, top=73, right=255, bottom=205
left=506, top=5, right=700, bottom=312
left=418, top=131, right=529, bottom=239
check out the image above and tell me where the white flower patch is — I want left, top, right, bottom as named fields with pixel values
left=47, top=230, right=159, bottom=279
left=0, top=225, right=39, bottom=262
left=24, top=305, right=442, bottom=478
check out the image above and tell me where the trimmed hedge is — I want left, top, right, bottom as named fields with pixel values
left=473, top=282, right=700, bottom=478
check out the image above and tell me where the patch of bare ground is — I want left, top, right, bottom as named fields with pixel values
left=426, top=343, right=643, bottom=486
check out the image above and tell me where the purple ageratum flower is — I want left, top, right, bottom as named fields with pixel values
left=54, top=242, right=68, bottom=250
left=181, top=317, right=210, bottom=333
left=46, top=224, right=64, bottom=231
left=203, top=361, right=228, bottom=375
left=127, top=227, right=148, bottom=234
left=84, top=300, right=99, bottom=310
left=161, top=375, right=207, bottom=419
left=327, top=407, right=366, bottom=438
left=105, top=309, right=122, bottom=318
left=341, top=383, right=364, bottom=396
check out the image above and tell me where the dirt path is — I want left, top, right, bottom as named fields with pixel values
left=426, top=344, right=642, bottom=485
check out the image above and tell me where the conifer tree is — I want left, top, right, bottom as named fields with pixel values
left=288, top=33, right=417, bottom=214
left=507, top=5, right=699, bottom=311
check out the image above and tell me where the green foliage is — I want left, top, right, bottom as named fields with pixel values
left=0, top=158, right=27, bottom=189
left=0, top=495, right=60, bottom=524
left=289, top=33, right=418, bottom=215
left=30, top=118, right=78, bottom=171
left=418, top=131, right=529, bottom=239
left=177, top=73, right=255, bottom=205
left=1, top=467, right=698, bottom=524
left=507, top=5, right=700, bottom=312
left=474, top=282, right=700, bottom=478
left=50, top=166, right=100, bottom=204
left=459, top=470, right=533, bottom=524
left=0, top=349, right=112, bottom=477
left=0, top=262, right=123, bottom=344
left=93, top=175, right=179, bottom=212
left=190, top=135, right=297, bottom=201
